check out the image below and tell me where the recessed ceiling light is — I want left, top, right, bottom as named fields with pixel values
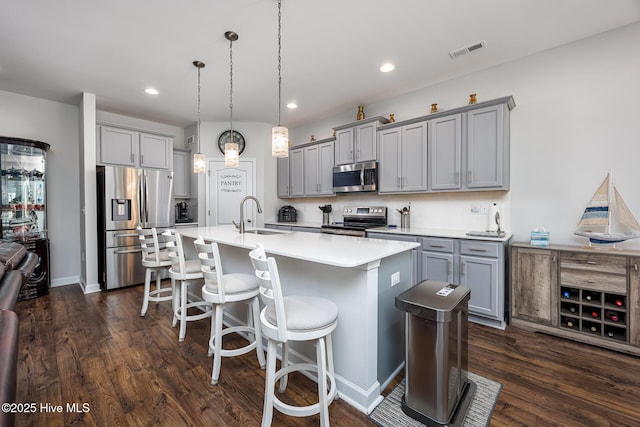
left=379, top=63, right=395, bottom=73
left=144, top=87, right=159, bottom=95
left=286, top=102, right=298, bottom=109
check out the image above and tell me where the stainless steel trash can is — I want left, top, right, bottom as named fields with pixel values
left=395, top=280, right=476, bottom=427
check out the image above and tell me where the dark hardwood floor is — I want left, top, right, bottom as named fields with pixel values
left=13, top=284, right=640, bottom=426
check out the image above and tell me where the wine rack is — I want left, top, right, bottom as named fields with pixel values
left=559, top=286, right=627, bottom=342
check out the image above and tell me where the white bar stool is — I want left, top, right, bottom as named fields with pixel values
left=194, top=238, right=266, bottom=385
left=137, top=226, right=173, bottom=316
left=163, top=230, right=211, bottom=342
left=249, top=244, right=338, bottom=427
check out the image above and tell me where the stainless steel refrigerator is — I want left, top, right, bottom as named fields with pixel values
left=97, top=166, right=174, bottom=290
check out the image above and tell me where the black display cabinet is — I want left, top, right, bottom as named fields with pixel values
left=0, top=136, right=51, bottom=300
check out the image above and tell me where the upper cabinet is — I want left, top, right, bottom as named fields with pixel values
left=378, top=122, right=428, bottom=193
left=381, top=95, right=514, bottom=195
left=304, top=140, right=335, bottom=196
left=172, top=148, right=190, bottom=198
left=278, top=138, right=335, bottom=198
left=465, top=103, right=509, bottom=190
left=333, top=116, right=389, bottom=165
left=98, top=125, right=172, bottom=170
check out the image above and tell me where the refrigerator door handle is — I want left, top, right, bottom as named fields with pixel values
left=138, top=173, right=144, bottom=227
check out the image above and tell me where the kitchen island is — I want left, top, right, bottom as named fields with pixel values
left=177, top=225, right=419, bottom=413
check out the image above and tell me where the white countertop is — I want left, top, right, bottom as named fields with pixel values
left=176, top=225, right=419, bottom=268
left=367, top=226, right=513, bottom=242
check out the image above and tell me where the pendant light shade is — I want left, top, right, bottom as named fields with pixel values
left=224, top=142, right=239, bottom=167
left=272, top=0, right=289, bottom=158
left=272, top=126, right=289, bottom=157
left=193, top=60, right=206, bottom=174
left=193, top=152, right=206, bottom=173
left=224, top=31, right=240, bottom=168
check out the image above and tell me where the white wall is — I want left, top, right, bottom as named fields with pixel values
left=0, top=90, right=81, bottom=284
left=286, top=22, right=640, bottom=249
left=191, top=121, right=275, bottom=227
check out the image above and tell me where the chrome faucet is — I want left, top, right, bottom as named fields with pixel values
left=233, top=196, right=263, bottom=233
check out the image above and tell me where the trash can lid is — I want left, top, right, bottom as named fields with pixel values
left=395, top=280, right=470, bottom=322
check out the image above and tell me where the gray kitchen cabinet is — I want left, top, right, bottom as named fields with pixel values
left=429, top=114, right=463, bottom=191
left=289, top=148, right=305, bottom=197
left=98, top=125, right=172, bottom=170
left=459, top=240, right=504, bottom=324
left=172, top=148, right=190, bottom=198
left=421, top=237, right=458, bottom=283
left=466, top=103, right=509, bottom=190
left=277, top=156, right=291, bottom=198
left=333, top=117, right=389, bottom=165
left=378, top=122, right=427, bottom=193
left=304, top=141, right=334, bottom=196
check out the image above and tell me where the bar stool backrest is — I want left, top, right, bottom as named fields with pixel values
left=249, top=244, right=288, bottom=342
left=194, top=238, right=228, bottom=302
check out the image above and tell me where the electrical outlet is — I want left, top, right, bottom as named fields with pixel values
left=470, top=204, right=489, bottom=215
left=391, top=272, right=400, bottom=286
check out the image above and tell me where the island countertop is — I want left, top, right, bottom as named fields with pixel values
left=177, top=225, right=419, bottom=268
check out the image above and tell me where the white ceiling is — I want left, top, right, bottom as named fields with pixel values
left=1, top=0, right=639, bottom=128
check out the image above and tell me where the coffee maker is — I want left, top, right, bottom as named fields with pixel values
left=175, top=202, right=190, bottom=223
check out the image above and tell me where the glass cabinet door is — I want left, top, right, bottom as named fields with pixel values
left=0, top=137, right=50, bottom=241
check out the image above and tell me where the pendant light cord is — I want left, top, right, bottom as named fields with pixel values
left=197, top=65, right=202, bottom=153
left=229, top=36, right=234, bottom=138
left=277, top=0, right=282, bottom=127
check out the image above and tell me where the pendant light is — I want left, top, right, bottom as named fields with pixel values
left=225, top=31, right=240, bottom=167
left=192, top=60, right=207, bottom=174
left=272, top=0, right=289, bottom=158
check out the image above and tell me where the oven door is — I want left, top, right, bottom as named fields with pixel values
left=332, top=162, right=377, bottom=193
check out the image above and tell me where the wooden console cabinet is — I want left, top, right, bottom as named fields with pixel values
left=511, top=242, right=640, bottom=355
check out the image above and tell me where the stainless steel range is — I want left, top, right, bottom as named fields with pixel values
left=321, top=206, right=387, bottom=237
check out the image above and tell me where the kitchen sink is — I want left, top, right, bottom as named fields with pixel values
left=244, top=228, right=288, bottom=235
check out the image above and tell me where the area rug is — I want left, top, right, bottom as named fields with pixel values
left=369, top=372, right=502, bottom=427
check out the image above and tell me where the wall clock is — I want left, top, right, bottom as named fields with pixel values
left=217, top=130, right=246, bottom=155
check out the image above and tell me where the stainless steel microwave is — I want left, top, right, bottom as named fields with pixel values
left=332, top=161, right=377, bottom=193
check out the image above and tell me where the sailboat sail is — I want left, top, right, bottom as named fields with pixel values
left=577, top=175, right=610, bottom=228
left=575, top=172, right=640, bottom=245
left=614, top=187, right=640, bottom=231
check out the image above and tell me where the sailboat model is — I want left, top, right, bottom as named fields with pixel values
left=575, top=172, right=640, bottom=245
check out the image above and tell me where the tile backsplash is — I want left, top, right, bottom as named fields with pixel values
left=276, top=191, right=511, bottom=232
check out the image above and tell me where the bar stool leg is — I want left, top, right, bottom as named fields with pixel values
left=172, top=278, right=178, bottom=327
left=326, top=333, right=337, bottom=400
left=317, top=337, right=329, bottom=427
left=278, top=342, right=289, bottom=393
left=179, top=280, right=188, bottom=342
left=262, top=339, right=278, bottom=427
left=252, top=298, right=266, bottom=368
left=211, top=304, right=224, bottom=385
left=140, top=268, right=153, bottom=316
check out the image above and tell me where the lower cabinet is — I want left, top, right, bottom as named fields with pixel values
left=370, top=232, right=508, bottom=329
left=511, top=242, right=640, bottom=355
left=458, top=240, right=504, bottom=324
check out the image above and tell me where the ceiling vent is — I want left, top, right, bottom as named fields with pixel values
left=449, top=40, right=487, bottom=59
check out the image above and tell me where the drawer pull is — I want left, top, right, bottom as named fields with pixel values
left=429, top=244, right=445, bottom=248
left=468, top=248, right=487, bottom=252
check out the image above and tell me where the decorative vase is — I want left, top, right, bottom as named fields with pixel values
left=469, top=93, right=477, bottom=104
left=357, top=105, right=365, bottom=121
left=389, top=113, right=395, bottom=123
left=430, top=103, right=438, bottom=113
left=310, top=135, right=316, bottom=142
